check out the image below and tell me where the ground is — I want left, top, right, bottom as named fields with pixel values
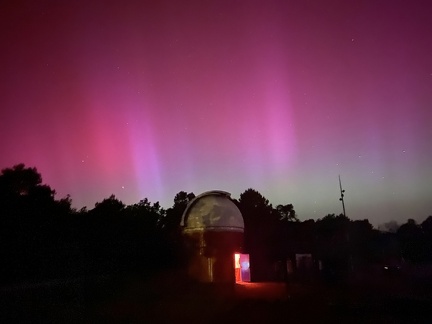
left=2, top=271, right=432, bottom=323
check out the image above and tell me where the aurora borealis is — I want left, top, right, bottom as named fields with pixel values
left=1, top=1, right=431, bottom=226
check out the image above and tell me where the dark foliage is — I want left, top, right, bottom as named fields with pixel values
left=0, top=165, right=177, bottom=284
left=1, top=164, right=431, bottom=286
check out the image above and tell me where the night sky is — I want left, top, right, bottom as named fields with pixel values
left=1, top=1, right=431, bottom=227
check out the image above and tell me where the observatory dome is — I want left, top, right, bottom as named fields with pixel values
left=181, top=190, right=244, bottom=232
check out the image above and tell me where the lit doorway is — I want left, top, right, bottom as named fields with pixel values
left=234, top=253, right=250, bottom=282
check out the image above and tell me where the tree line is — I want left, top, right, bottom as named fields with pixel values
left=1, top=164, right=431, bottom=284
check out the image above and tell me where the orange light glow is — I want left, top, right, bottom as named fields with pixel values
left=234, top=253, right=241, bottom=269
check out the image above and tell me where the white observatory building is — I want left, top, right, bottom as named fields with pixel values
left=181, top=191, right=250, bottom=283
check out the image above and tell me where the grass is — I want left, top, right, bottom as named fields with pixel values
left=2, top=270, right=432, bottom=323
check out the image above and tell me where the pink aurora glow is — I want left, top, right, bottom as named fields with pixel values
left=1, top=1, right=431, bottom=226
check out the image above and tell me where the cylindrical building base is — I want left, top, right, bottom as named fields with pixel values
left=183, top=230, right=243, bottom=284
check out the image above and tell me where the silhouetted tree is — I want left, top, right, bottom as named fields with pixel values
left=115, top=198, right=168, bottom=271
left=421, top=216, right=432, bottom=238
left=158, top=191, right=195, bottom=266
left=91, top=194, right=125, bottom=217
left=124, top=198, right=164, bottom=229
left=0, top=164, right=42, bottom=196
left=0, top=164, right=75, bottom=282
left=0, top=164, right=69, bottom=219
left=349, top=219, right=377, bottom=266
left=4, top=163, right=431, bottom=285
left=421, top=216, right=432, bottom=261
left=238, top=189, right=280, bottom=280
left=161, top=191, right=195, bottom=230
left=397, top=218, right=425, bottom=263
left=276, top=204, right=298, bottom=222
left=378, top=220, right=400, bottom=233
left=315, top=214, right=351, bottom=280
left=174, top=191, right=196, bottom=209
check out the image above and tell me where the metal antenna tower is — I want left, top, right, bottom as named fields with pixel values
left=339, top=175, right=346, bottom=217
